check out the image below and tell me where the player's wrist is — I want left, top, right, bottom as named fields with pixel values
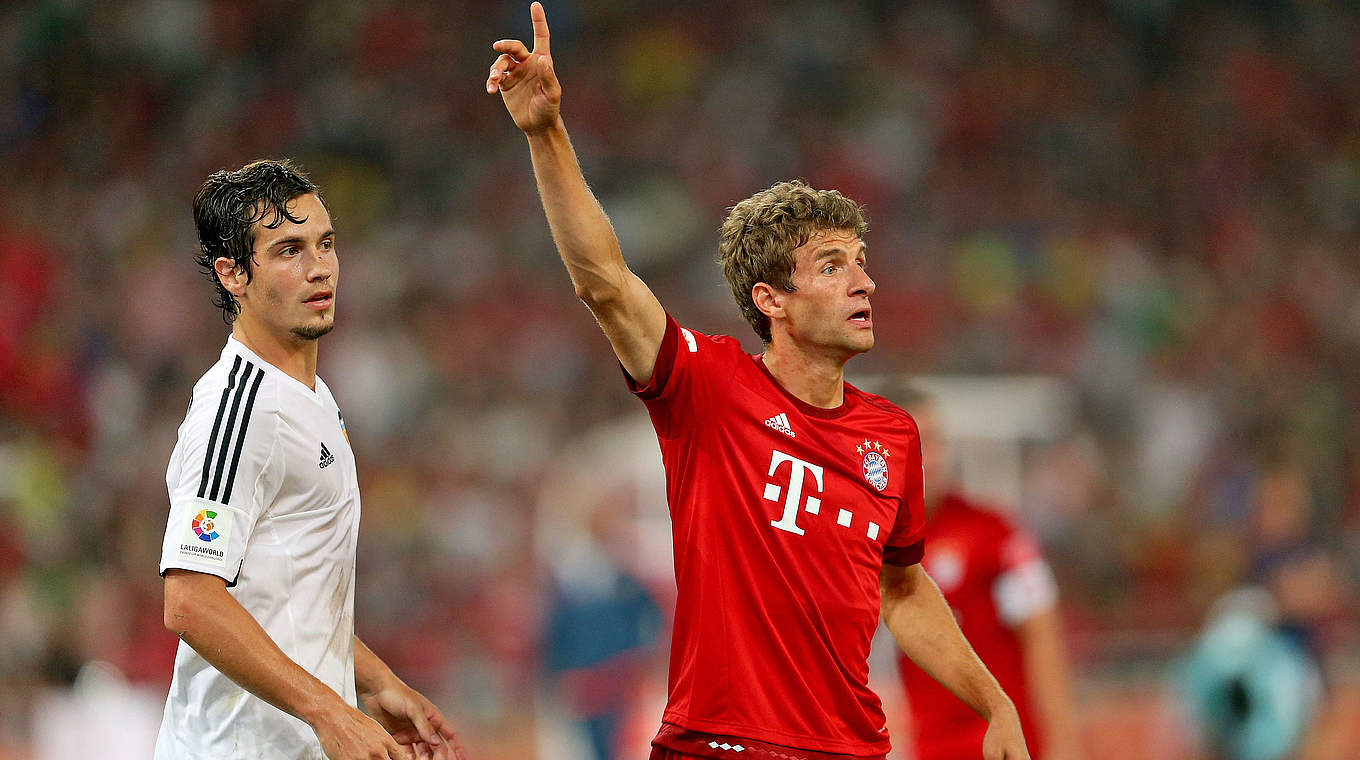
left=981, top=692, right=1020, bottom=724
left=356, top=669, right=405, bottom=700
left=523, top=114, right=566, bottom=140
left=296, top=688, right=355, bottom=729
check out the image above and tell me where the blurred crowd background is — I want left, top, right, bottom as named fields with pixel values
left=2, top=0, right=1358, bottom=757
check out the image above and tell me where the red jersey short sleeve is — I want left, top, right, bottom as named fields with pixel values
left=881, top=426, right=926, bottom=566
left=626, top=312, right=744, bottom=441
left=626, top=314, right=926, bottom=759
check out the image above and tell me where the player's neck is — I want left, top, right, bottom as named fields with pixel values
left=230, top=318, right=320, bottom=391
left=761, top=339, right=847, bottom=409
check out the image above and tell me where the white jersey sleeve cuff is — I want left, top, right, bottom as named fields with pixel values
left=159, top=498, right=248, bottom=584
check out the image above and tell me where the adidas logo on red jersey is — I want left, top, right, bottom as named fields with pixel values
left=764, top=413, right=795, bottom=438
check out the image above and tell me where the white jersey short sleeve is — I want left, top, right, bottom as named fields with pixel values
left=156, top=337, right=362, bottom=760
left=160, top=351, right=279, bottom=584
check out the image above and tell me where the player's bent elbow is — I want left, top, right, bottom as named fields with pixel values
left=164, top=593, right=189, bottom=636
left=571, top=259, right=634, bottom=312
left=162, top=569, right=222, bottom=636
left=573, top=280, right=623, bottom=312
left=163, top=576, right=192, bottom=634
left=879, top=563, right=920, bottom=601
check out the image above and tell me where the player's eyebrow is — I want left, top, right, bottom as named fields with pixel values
left=264, top=229, right=335, bottom=250
left=814, top=243, right=867, bottom=261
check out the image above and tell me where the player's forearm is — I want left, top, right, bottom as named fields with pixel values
left=881, top=564, right=1017, bottom=721
left=524, top=117, right=630, bottom=307
left=165, top=575, right=349, bottom=727
left=353, top=636, right=403, bottom=697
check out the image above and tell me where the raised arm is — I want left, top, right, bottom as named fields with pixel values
left=487, top=2, right=667, bottom=384
left=880, top=563, right=1031, bottom=760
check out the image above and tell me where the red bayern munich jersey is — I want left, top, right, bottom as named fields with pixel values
left=628, top=315, right=926, bottom=759
left=897, top=493, right=1056, bottom=759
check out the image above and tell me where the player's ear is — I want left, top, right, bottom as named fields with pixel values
left=752, top=282, right=785, bottom=321
left=215, top=257, right=249, bottom=297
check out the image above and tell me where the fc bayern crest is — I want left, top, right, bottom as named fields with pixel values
left=856, top=439, right=890, bottom=491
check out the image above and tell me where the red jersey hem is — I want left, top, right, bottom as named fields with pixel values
left=655, top=718, right=890, bottom=759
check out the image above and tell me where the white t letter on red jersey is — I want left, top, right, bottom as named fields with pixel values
left=765, top=450, right=824, bottom=536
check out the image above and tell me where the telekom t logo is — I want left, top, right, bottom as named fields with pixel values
left=764, top=450, right=823, bottom=536
left=763, top=449, right=883, bottom=540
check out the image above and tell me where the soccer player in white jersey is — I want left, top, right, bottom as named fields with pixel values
left=157, top=160, right=465, bottom=760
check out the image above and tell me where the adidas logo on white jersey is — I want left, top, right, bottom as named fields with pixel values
left=764, top=413, right=795, bottom=438
left=319, top=442, right=335, bottom=468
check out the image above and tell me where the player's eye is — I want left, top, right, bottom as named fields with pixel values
left=822, top=264, right=837, bottom=275
left=320, top=239, right=334, bottom=251
left=280, top=246, right=298, bottom=256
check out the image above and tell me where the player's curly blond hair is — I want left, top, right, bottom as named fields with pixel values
left=717, top=180, right=867, bottom=344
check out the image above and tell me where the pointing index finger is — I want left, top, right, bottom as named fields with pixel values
left=530, top=1, right=550, bottom=56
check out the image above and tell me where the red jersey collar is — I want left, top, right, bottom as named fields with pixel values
left=754, top=353, right=856, bottom=420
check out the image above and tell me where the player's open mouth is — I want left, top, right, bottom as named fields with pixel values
left=849, top=308, right=872, bottom=325
left=304, top=291, right=333, bottom=310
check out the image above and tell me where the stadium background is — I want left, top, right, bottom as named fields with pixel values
left=1, top=0, right=1357, bottom=757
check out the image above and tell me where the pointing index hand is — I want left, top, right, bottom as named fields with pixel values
left=486, top=2, right=562, bottom=135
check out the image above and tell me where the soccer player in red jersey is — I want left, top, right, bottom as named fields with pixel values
left=487, top=5, right=1029, bottom=759
left=892, top=390, right=1085, bottom=760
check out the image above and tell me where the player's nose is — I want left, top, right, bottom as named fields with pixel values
left=850, top=268, right=875, bottom=297
left=305, top=246, right=334, bottom=281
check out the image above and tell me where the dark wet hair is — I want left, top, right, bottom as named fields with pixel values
left=193, top=159, right=321, bottom=322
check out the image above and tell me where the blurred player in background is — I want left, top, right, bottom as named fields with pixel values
left=156, top=160, right=464, bottom=760
left=488, top=5, right=1028, bottom=759
left=544, top=505, right=665, bottom=760
left=889, top=387, right=1084, bottom=760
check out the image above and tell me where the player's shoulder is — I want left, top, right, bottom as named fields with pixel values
left=184, top=343, right=282, bottom=429
left=314, top=374, right=334, bottom=400
left=313, top=374, right=343, bottom=411
left=668, top=318, right=757, bottom=374
left=674, top=319, right=745, bottom=355
left=847, top=384, right=919, bottom=429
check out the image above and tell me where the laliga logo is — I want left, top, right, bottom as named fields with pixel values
left=192, top=509, right=221, bottom=542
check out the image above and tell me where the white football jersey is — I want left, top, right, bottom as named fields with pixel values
left=156, top=336, right=360, bottom=760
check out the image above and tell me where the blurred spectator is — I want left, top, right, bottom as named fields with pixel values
left=1177, top=587, right=1321, bottom=760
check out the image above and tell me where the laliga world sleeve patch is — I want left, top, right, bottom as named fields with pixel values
left=176, top=506, right=233, bottom=568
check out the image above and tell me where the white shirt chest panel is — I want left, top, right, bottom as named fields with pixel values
left=259, top=382, right=360, bottom=545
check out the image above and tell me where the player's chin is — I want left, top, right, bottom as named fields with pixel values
left=291, top=316, right=334, bottom=341
left=845, top=330, right=874, bottom=354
